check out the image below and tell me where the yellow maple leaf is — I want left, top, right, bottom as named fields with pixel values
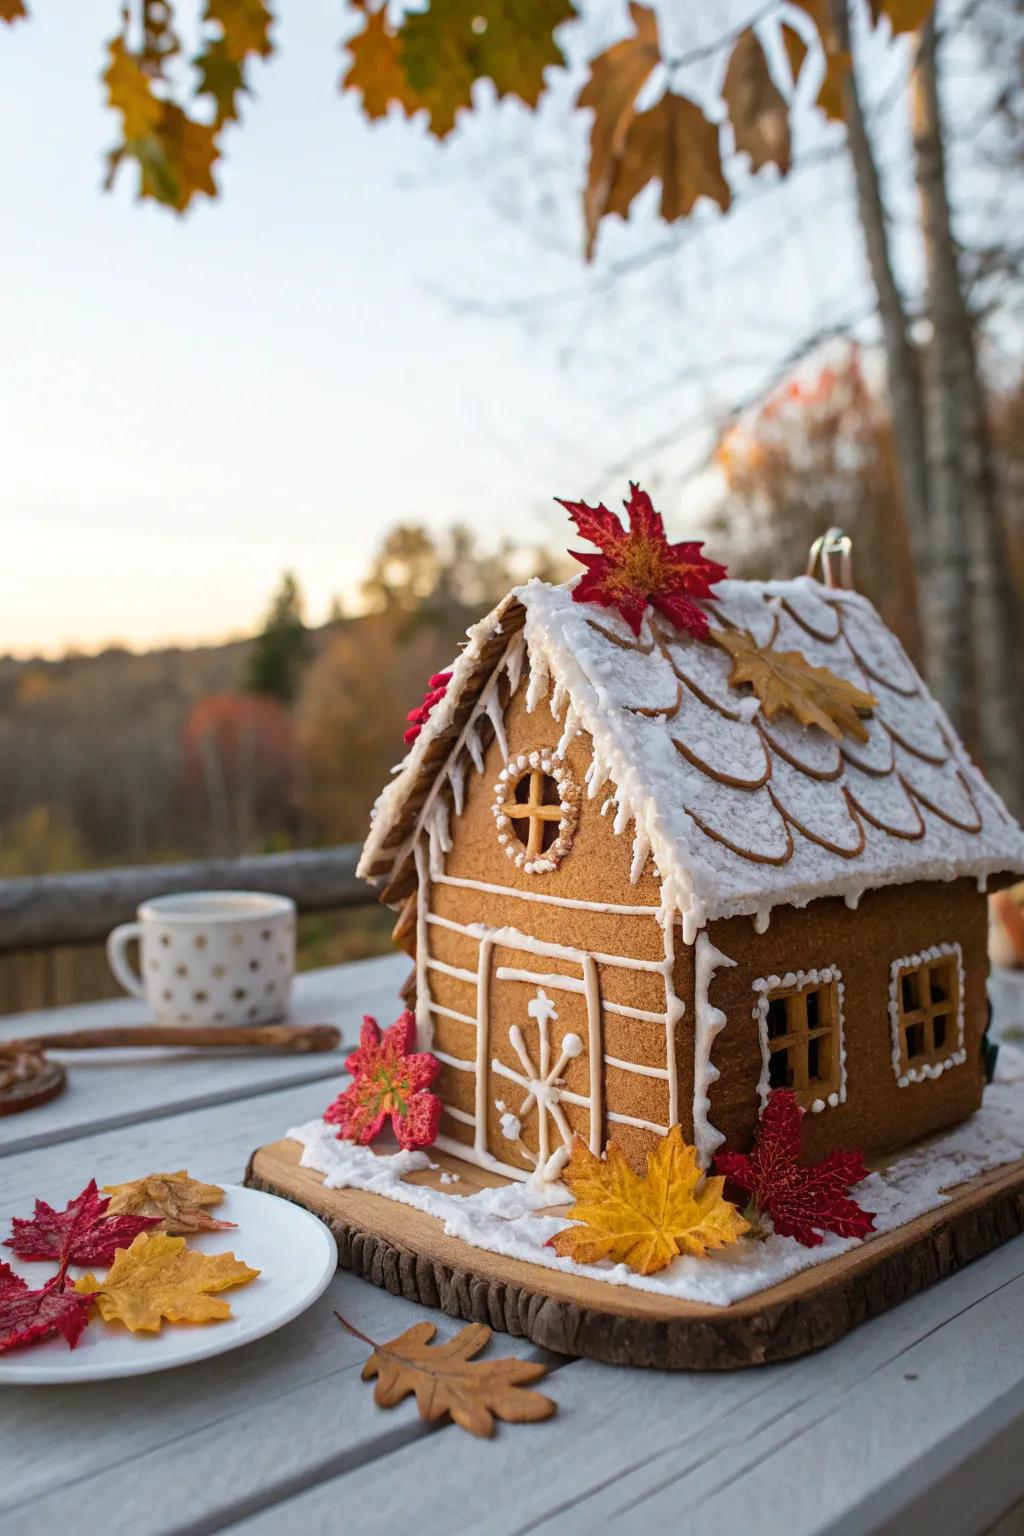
left=75, top=1231, right=258, bottom=1332
left=103, top=1170, right=234, bottom=1235
left=548, top=1128, right=748, bottom=1276
left=711, top=627, right=877, bottom=742
left=605, top=93, right=730, bottom=231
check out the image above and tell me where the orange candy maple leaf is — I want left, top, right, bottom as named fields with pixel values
left=548, top=1127, right=748, bottom=1275
left=323, top=1010, right=441, bottom=1150
left=558, top=482, right=727, bottom=639
left=715, top=1089, right=876, bottom=1248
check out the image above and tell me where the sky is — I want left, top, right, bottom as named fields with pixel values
left=0, top=0, right=929, bottom=658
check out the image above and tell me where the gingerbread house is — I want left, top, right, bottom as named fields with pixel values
left=357, top=573, right=1024, bottom=1179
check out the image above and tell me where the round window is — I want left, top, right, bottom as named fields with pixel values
left=492, top=752, right=579, bottom=873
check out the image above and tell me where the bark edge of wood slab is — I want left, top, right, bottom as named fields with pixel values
left=245, top=1137, right=1024, bottom=1370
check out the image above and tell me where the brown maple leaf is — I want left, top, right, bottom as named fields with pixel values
left=780, top=24, right=809, bottom=88
left=207, top=0, right=274, bottom=60
left=548, top=1128, right=748, bottom=1276
left=710, top=627, right=877, bottom=742
left=577, top=2, right=661, bottom=258
left=869, top=0, right=935, bottom=35
left=605, top=93, right=731, bottom=232
left=102, top=1171, right=235, bottom=1235
left=0, top=0, right=27, bottom=23
left=338, top=1314, right=556, bottom=1438
left=722, top=27, right=791, bottom=175
left=75, top=1231, right=258, bottom=1332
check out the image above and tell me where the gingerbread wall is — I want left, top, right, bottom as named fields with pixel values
left=419, top=673, right=697, bottom=1174
left=700, top=877, right=989, bottom=1162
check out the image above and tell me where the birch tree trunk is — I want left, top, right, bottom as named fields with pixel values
left=912, top=11, right=1024, bottom=813
left=831, top=0, right=931, bottom=573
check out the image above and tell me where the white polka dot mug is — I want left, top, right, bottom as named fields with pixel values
left=106, top=891, right=296, bottom=1026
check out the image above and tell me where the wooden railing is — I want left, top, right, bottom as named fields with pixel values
left=0, top=846, right=374, bottom=1015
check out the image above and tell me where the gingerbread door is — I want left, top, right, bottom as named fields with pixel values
left=483, top=938, right=604, bottom=1179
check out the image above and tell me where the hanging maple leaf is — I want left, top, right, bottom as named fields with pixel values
left=722, top=28, right=791, bottom=175
left=710, top=626, right=877, bottom=741
left=195, top=37, right=249, bottom=126
left=104, top=36, right=163, bottom=143
left=398, top=0, right=576, bottom=140
left=577, top=2, right=661, bottom=259
left=75, top=1231, right=259, bottom=1332
left=323, top=1010, right=441, bottom=1150
left=715, top=1089, right=876, bottom=1248
left=338, top=1313, right=556, bottom=1438
left=206, top=0, right=274, bottom=60
left=404, top=669, right=452, bottom=745
left=0, top=0, right=27, bottom=23
left=557, top=482, right=727, bottom=639
left=0, top=1263, right=93, bottom=1355
left=869, top=0, right=935, bottom=36
left=5, top=1180, right=160, bottom=1270
left=548, top=1127, right=748, bottom=1276
left=103, top=1170, right=236, bottom=1235
left=343, top=3, right=423, bottom=123
left=603, top=93, right=731, bottom=231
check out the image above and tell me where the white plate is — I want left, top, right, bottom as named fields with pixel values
left=0, top=1184, right=337, bottom=1384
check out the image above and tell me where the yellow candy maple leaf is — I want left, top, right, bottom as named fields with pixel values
left=103, top=1170, right=234, bottom=1235
left=711, top=627, right=877, bottom=743
left=548, top=1127, right=748, bottom=1276
left=75, top=1232, right=258, bottom=1332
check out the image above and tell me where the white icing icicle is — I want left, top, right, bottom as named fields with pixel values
left=693, top=933, right=735, bottom=1167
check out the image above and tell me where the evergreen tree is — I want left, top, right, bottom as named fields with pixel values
left=246, top=571, right=310, bottom=703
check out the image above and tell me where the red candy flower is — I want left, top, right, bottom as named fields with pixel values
left=557, top=482, right=727, bottom=639
left=715, top=1089, right=876, bottom=1248
left=324, top=1011, right=441, bottom=1151
left=404, top=671, right=452, bottom=745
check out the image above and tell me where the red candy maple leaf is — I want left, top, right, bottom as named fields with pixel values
left=404, top=671, right=453, bottom=745
left=0, top=1263, right=92, bottom=1354
left=323, top=1011, right=442, bottom=1151
left=5, top=1179, right=160, bottom=1272
left=715, top=1090, right=876, bottom=1248
left=557, top=482, right=727, bottom=638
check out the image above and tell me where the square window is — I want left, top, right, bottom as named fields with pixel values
left=891, top=946, right=963, bottom=1082
left=759, top=974, right=843, bottom=1111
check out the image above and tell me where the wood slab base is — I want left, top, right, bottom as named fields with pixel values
left=245, top=1137, right=1024, bottom=1370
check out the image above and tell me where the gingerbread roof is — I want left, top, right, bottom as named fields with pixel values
left=358, top=577, right=1024, bottom=939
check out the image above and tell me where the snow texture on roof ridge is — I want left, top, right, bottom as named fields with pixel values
left=359, top=576, right=1024, bottom=939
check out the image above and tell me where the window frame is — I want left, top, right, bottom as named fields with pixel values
left=888, top=942, right=966, bottom=1086
left=753, top=966, right=847, bottom=1115
left=492, top=751, right=579, bottom=875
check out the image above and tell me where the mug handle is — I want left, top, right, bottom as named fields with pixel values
left=107, top=922, right=146, bottom=999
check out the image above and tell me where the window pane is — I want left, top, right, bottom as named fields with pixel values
left=901, top=971, right=921, bottom=1013
left=768, top=1046, right=793, bottom=1089
left=807, top=1032, right=832, bottom=1085
left=905, top=1021, right=926, bottom=1059
left=929, top=963, right=951, bottom=1004
left=806, top=989, right=820, bottom=1030
left=766, top=997, right=789, bottom=1039
left=933, top=1014, right=948, bottom=1050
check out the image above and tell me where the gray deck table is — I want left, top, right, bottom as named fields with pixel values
left=3, top=956, right=1024, bottom=1536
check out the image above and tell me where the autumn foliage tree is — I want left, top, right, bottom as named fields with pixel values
left=182, top=691, right=295, bottom=855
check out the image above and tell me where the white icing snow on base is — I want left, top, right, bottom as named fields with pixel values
left=287, top=1047, right=1024, bottom=1309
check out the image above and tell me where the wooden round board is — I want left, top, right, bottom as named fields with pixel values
left=245, top=1137, right=1024, bottom=1370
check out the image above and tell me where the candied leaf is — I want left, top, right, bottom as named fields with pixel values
left=102, top=1170, right=235, bottom=1235
left=710, top=627, right=877, bottom=741
left=5, top=1179, right=160, bottom=1269
left=715, top=1089, right=876, bottom=1248
left=0, top=1263, right=92, bottom=1355
left=323, top=1010, right=441, bottom=1150
left=578, top=2, right=661, bottom=258
left=722, top=28, right=791, bottom=174
left=339, top=1314, right=556, bottom=1438
left=548, top=1127, right=748, bottom=1276
left=558, top=481, right=726, bottom=638
left=75, top=1231, right=258, bottom=1332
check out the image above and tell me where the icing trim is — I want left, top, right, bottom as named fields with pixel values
left=693, top=933, right=735, bottom=1167
left=752, top=967, right=848, bottom=1115
left=492, top=750, right=580, bottom=874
